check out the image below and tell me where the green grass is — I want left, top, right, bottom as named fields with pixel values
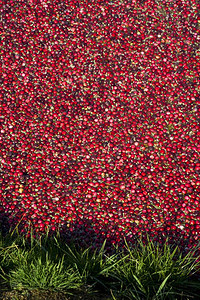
left=107, top=237, right=200, bottom=300
left=0, top=226, right=200, bottom=300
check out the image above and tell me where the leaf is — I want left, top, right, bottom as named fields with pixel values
left=156, top=273, right=171, bottom=296
left=132, top=273, right=146, bottom=294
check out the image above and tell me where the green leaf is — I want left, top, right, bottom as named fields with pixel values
left=155, top=273, right=171, bottom=296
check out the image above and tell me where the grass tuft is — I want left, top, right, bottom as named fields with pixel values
left=107, top=236, right=200, bottom=299
left=0, top=227, right=200, bottom=300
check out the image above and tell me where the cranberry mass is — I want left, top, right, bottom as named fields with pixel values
left=0, top=0, right=199, bottom=251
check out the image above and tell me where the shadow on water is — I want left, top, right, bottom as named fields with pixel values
left=0, top=205, right=199, bottom=258
left=0, top=205, right=11, bottom=237
left=0, top=205, right=117, bottom=253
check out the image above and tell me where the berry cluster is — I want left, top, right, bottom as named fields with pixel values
left=0, top=0, right=199, bottom=250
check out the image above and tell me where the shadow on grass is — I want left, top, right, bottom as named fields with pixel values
left=0, top=289, right=113, bottom=300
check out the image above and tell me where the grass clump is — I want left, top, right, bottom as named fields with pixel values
left=53, top=238, right=119, bottom=293
left=108, top=236, right=200, bottom=300
left=7, top=253, right=81, bottom=292
left=0, top=227, right=200, bottom=300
